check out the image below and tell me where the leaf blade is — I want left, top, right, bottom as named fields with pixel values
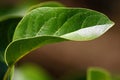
left=5, top=7, right=114, bottom=67
left=0, top=18, right=21, bottom=80
left=0, top=2, right=66, bottom=80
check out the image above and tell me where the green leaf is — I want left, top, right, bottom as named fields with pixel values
left=5, top=7, right=114, bottom=67
left=0, top=2, right=65, bottom=80
left=0, top=2, right=114, bottom=80
left=13, top=64, right=53, bottom=80
left=0, top=5, right=28, bottom=80
left=0, top=18, right=21, bottom=80
left=0, top=18, right=21, bottom=61
left=87, top=68, right=111, bottom=80
left=0, top=1, right=64, bottom=62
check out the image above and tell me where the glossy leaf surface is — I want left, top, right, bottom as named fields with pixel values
left=5, top=7, right=114, bottom=66
left=0, top=2, right=65, bottom=80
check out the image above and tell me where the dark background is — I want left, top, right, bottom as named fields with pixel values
left=0, top=0, right=120, bottom=79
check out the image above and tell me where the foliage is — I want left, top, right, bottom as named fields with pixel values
left=0, top=1, right=115, bottom=80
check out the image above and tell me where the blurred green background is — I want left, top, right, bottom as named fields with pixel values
left=0, top=0, right=120, bottom=80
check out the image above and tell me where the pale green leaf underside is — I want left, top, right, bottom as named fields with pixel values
left=5, top=7, right=114, bottom=66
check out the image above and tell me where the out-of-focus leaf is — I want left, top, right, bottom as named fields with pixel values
left=0, top=18, right=21, bottom=80
left=0, top=0, right=39, bottom=22
left=112, top=75, right=120, bottom=80
left=28, top=1, right=65, bottom=11
left=13, top=64, right=53, bottom=80
left=0, top=1, right=64, bottom=22
left=87, top=68, right=111, bottom=80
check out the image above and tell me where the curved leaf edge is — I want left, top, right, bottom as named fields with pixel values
left=60, top=23, right=114, bottom=41
left=3, top=7, right=115, bottom=80
left=1, top=2, right=66, bottom=80
left=4, top=7, right=115, bottom=66
left=4, top=36, right=68, bottom=66
left=5, top=23, right=114, bottom=66
left=13, top=7, right=115, bottom=41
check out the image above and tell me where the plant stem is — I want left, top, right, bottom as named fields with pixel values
left=3, top=66, right=14, bottom=80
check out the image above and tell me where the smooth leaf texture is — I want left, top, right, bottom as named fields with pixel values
left=0, top=2, right=65, bottom=80
left=0, top=0, right=39, bottom=64
left=5, top=7, right=114, bottom=66
left=87, top=68, right=111, bottom=80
